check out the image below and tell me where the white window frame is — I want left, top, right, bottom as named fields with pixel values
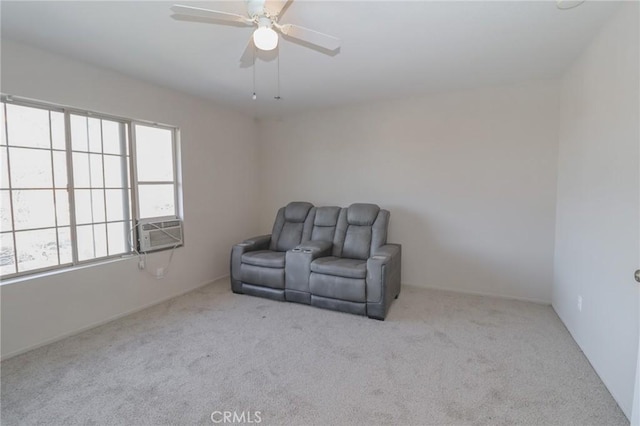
left=0, top=94, right=183, bottom=280
left=131, top=121, right=181, bottom=221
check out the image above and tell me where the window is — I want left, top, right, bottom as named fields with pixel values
left=134, top=124, right=177, bottom=219
left=0, top=96, right=181, bottom=279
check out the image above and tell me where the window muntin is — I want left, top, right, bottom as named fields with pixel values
left=0, top=97, right=181, bottom=279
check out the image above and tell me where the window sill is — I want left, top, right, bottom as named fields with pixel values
left=0, top=255, right=138, bottom=287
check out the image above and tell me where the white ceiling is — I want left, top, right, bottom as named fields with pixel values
left=1, top=1, right=620, bottom=118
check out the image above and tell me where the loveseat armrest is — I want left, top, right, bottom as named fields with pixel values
left=372, top=244, right=400, bottom=260
left=366, top=244, right=402, bottom=320
left=237, top=234, right=272, bottom=250
left=230, top=234, right=272, bottom=293
left=285, top=240, right=333, bottom=303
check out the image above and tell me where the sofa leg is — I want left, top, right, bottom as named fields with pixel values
left=395, top=294, right=399, bottom=299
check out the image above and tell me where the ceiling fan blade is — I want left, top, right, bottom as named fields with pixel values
left=171, top=4, right=253, bottom=25
left=239, top=37, right=256, bottom=68
left=277, top=23, right=340, bottom=52
left=265, top=0, right=293, bottom=18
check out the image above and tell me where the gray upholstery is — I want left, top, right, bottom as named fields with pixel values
left=230, top=202, right=315, bottom=298
left=284, top=209, right=340, bottom=304
left=309, top=273, right=366, bottom=302
left=346, top=203, right=380, bottom=226
left=311, top=295, right=366, bottom=316
left=310, top=206, right=341, bottom=242
left=242, top=284, right=286, bottom=301
left=240, top=264, right=285, bottom=289
left=269, top=202, right=314, bottom=251
left=332, top=204, right=387, bottom=260
left=310, top=257, right=366, bottom=279
left=308, top=203, right=399, bottom=319
left=230, top=234, right=271, bottom=294
left=285, top=240, right=332, bottom=303
left=366, top=244, right=402, bottom=320
left=242, top=251, right=285, bottom=268
left=230, top=202, right=401, bottom=320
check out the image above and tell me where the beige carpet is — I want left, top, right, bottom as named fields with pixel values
left=1, top=278, right=628, bottom=425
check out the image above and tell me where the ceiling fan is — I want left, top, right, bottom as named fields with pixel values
left=170, top=0, right=341, bottom=66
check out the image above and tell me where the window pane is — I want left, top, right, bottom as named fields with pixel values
left=13, top=190, right=55, bottom=230
left=0, top=232, right=16, bottom=275
left=104, top=155, right=125, bottom=188
left=74, top=189, right=105, bottom=224
left=74, top=190, right=92, bottom=225
left=9, top=147, right=53, bottom=188
left=90, top=154, right=104, bottom=187
left=77, top=224, right=107, bottom=261
left=71, top=115, right=88, bottom=152
left=91, top=189, right=105, bottom=223
left=138, top=184, right=175, bottom=218
left=135, top=125, right=174, bottom=181
left=58, top=226, right=72, bottom=264
left=106, top=189, right=126, bottom=222
left=103, top=121, right=123, bottom=155
left=76, top=224, right=93, bottom=261
left=15, top=228, right=58, bottom=272
left=1, top=190, right=12, bottom=232
left=108, top=221, right=127, bottom=255
left=1, top=148, right=9, bottom=188
left=72, top=152, right=90, bottom=187
left=50, top=111, right=65, bottom=150
left=55, top=189, right=70, bottom=226
left=88, top=118, right=102, bottom=153
left=6, top=104, right=50, bottom=149
left=73, top=153, right=105, bottom=188
left=53, top=151, right=67, bottom=188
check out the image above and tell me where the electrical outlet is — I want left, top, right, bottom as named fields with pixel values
left=577, top=295, right=582, bottom=312
left=156, top=267, right=164, bottom=279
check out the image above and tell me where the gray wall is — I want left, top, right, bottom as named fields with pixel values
left=0, top=40, right=260, bottom=359
left=257, top=80, right=561, bottom=303
left=553, top=3, right=639, bottom=418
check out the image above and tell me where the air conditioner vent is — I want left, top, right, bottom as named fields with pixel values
left=138, top=219, right=183, bottom=252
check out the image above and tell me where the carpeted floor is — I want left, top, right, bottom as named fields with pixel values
left=1, top=278, right=628, bottom=425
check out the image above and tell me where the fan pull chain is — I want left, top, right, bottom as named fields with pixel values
left=252, top=44, right=257, bottom=100
left=274, top=52, right=281, bottom=101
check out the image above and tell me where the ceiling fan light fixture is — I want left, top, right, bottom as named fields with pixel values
left=253, top=26, right=278, bottom=51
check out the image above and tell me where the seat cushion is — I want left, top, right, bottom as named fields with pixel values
left=310, top=256, right=367, bottom=279
left=242, top=250, right=285, bottom=268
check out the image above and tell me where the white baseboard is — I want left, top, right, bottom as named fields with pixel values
left=1, top=274, right=230, bottom=361
left=402, top=282, right=551, bottom=305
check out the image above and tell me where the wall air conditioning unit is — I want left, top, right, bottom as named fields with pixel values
left=138, top=218, right=183, bottom=253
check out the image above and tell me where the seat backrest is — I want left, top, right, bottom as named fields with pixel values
left=332, top=203, right=389, bottom=260
left=269, top=202, right=314, bottom=251
left=309, top=206, right=341, bottom=242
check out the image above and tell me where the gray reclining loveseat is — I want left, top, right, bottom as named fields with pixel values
left=230, top=202, right=401, bottom=320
